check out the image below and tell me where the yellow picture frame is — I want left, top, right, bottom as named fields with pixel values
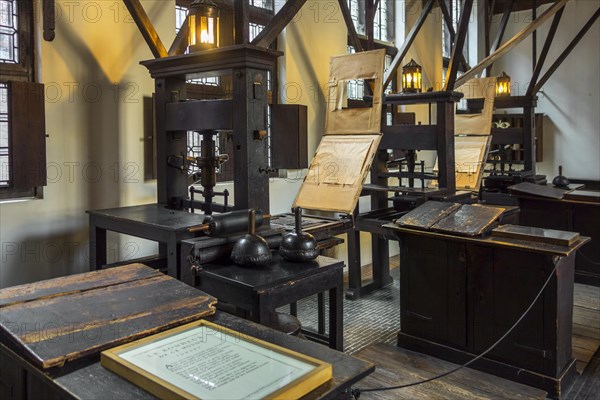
left=101, top=320, right=332, bottom=400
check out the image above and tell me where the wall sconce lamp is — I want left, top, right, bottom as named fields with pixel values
left=402, top=59, right=422, bottom=93
left=496, top=72, right=511, bottom=97
left=189, top=0, right=220, bottom=52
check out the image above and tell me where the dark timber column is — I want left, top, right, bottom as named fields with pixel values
left=370, top=149, right=392, bottom=289
left=232, top=67, right=270, bottom=212
left=523, top=105, right=536, bottom=174
left=436, top=99, right=456, bottom=193
left=155, top=77, right=188, bottom=208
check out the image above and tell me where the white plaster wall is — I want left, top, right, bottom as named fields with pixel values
left=490, top=0, right=600, bottom=180
left=0, top=0, right=171, bottom=287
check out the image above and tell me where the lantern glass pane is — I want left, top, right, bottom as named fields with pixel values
left=189, top=14, right=196, bottom=45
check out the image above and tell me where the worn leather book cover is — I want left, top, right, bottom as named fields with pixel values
left=395, top=201, right=462, bottom=230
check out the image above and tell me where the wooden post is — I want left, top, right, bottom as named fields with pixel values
left=533, top=7, right=600, bottom=94
left=169, top=16, right=190, bottom=56
left=455, top=0, right=570, bottom=89
left=526, top=8, right=564, bottom=95
left=42, top=0, right=55, bottom=41
left=383, top=0, right=436, bottom=89
left=486, top=0, right=514, bottom=76
left=123, top=0, right=168, bottom=58
left=444, top=0, right=474, bottom=91
left=338, top=0, right=363, bottom=52
left=234, top=0, right=250, bottom=44
left=251, top=0, right=307, bottom=48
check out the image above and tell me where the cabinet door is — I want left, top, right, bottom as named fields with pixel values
left=400, top=236, right=466, bottom=347
left=488, top=250, right=550, bottom=373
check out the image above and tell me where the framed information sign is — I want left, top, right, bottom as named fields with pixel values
left=101, top=320, right=332, bottom=399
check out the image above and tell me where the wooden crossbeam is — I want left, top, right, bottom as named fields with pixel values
left=383, top=0, right=436, bottom=90
left=526, top=7, right=564, bottom=95
left=338, top=0, right=363, bottom=52
left=444, top=0, right=474, bottom=90
left=533, top=7, right=600, bottom=94
left=251, top=0, right=308, bottom=48
left=455, top=0, right=570, bottom=89
left=123, top=0, right=168, bottom=58
left=169, top=15, right=189, bottom=56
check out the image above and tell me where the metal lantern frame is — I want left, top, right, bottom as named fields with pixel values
left=189, top=0, right=220, bottom=52
left=402, top=59, right=422, bottom=93
left=496, top=71, right=511, bottom=97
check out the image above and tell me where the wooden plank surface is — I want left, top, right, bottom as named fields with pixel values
left=492, top=224, right=580, bottom=246
left=571, top=282, right=600, bottom=374
left=355, top=343, right=547, bottom=399
left=0, top=265, right=216, bottom=369
left=574, top=283, right=600, bottom=311
left=0, top=264, right=161, bottom=307
left=574, top=305, right=600, bottom=330
left=395, top=201, right=461, bottom=230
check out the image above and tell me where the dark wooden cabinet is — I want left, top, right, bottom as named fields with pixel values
left=389, top=226, right=588, bottom=398
left=517, top=195, right=600, bottom=286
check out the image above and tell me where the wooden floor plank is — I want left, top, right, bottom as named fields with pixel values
left=564, top=353, right=600, bottom=400
left=573, top=305, right=600, bottom=330
left=574, top=283, right=600, bottom=310
left=573, top=334, right=600, bottom=353
left=355, top=343, right=547, bottom=400
left=573, top=323, right=600, bottom=340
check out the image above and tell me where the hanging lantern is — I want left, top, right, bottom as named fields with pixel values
left=188, top=0, right=220, bottom=52
left=402, top=59, right=422, bottom=93
left=496, top=72, right=511, bottom=97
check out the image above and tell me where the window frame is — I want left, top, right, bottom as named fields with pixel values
left=0, top=0, right=40, bottom=201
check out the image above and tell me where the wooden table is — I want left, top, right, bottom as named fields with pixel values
left=384, top=224, right=590, bottom=398
left=0, top=265, right=373, bottom=400
left=87, top=204, right=206, bottom=277
left=182, top=250, right=345, bottom=351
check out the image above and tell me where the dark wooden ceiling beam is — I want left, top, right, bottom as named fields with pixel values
left=251, top=0, right=308, bottom=48
left=533, top=6, right=600, bottom=94
left=444, top=0, right=474, bottom=90
left=338, top=0, right=363, bottom=52
left=486, top=0, right=514, bottom=75
left=383, top=0, right=436, bottom=89
left=526, top=6, right=564, bottom=95
left=454, top=0, right=570, bottom=89
left=123, top=0, right=168, bottom=58
left=169, top=16, right=189, bottom=56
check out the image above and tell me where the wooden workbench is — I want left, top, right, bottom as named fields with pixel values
left=0, top=264, right=373, bottom=400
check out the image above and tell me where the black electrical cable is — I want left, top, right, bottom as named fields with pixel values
left=350, top=262, right=559, bottom=399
